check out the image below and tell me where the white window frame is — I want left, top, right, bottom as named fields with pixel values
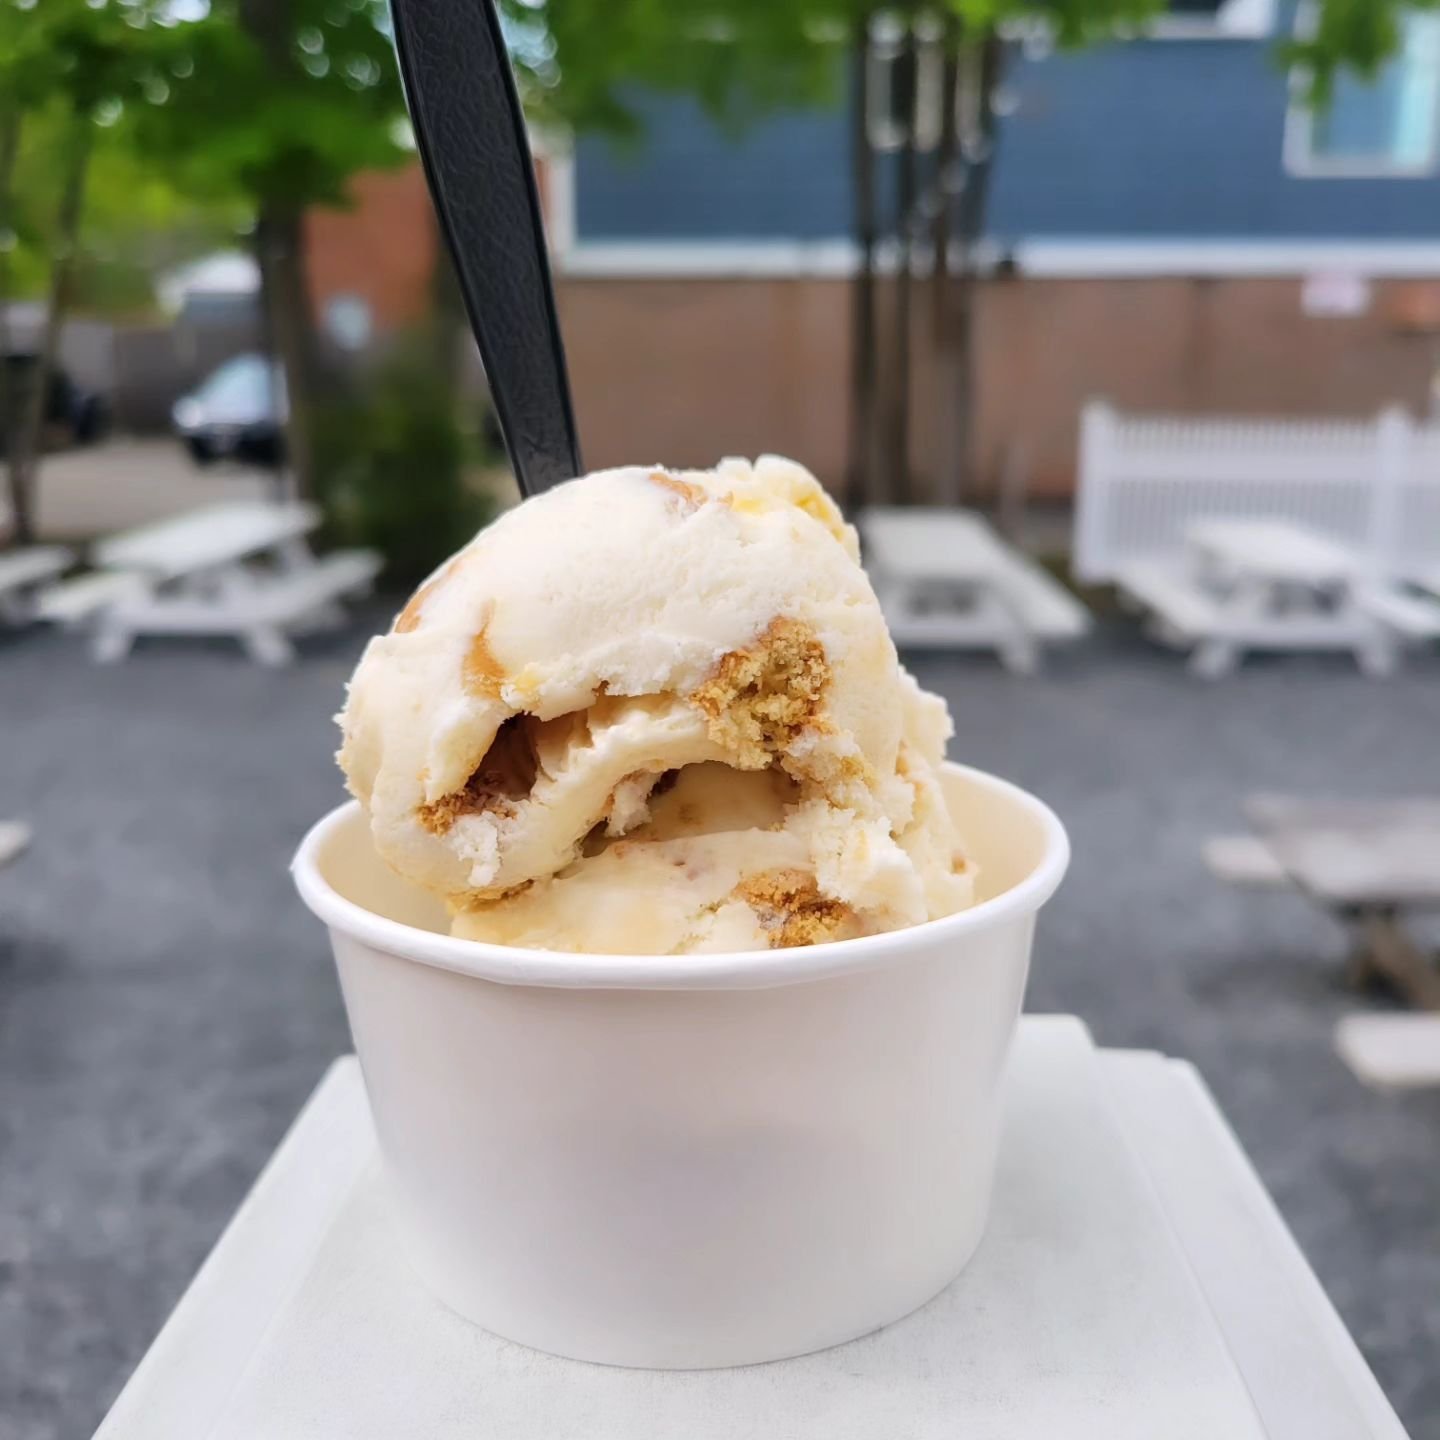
left=1004, top=0, right=1276, bottom=46
left=866, top=12, right=945, bottom=153
left=1146, top=0, right=1277, bottom=40
left=1283, top=1, right=1440, bottom=178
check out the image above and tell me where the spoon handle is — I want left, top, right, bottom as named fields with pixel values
left=389, top=0, right=582, bottom=495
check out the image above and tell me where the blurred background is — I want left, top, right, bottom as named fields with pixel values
left=2, top=1, right=1439, bottom=1437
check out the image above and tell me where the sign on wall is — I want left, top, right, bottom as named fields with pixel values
left=1301, top=272, right=1372, bottom=318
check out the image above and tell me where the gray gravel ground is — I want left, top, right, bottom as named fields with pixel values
left=3, top=608, right=1438, bottom=1439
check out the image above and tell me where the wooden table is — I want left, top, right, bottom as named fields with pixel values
left=1245, top=794, right=1440, bottom=1010
left=94, top=1020, right=1410, bottom=1440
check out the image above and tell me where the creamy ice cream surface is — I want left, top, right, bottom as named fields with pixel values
left=338, top=456, right=974, bottom=954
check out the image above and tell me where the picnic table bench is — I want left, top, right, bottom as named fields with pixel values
left=0, top=545, right=72, bottom=622
left=1335, top=1013, right=1440, bottom=1089
left=36, top=571, right=154, bottom=626
left=860, top=507, right=1090, bottom=674
left=0, top=820, right=29, bottom=870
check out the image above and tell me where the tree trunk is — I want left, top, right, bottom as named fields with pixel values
left=241, top=0, right=322, bottom=498
left=934, top=30, right=1004, bottom=507
left=8, top=120, right=91, bottom=548
left=0, top=106, right=24, bottom=544
left=846, top=15, right=878, bottom=509
left=253, top=202, right=321, bottom=497
left=885, top=14, right=918, bottom=505
left=930, top=17, right=960, bottom=337
left=943, top=266, right=977, bottom=508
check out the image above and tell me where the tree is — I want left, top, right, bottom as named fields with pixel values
left=847, top=14, right=879, bottom=505
left=1288, top=0, right=1440, bottom=105
left=888, top=0, right=1440, bottom=504
left=142, top=0, right=408, bottom=497
left=0, top=0, right=411, bottom=542
left=500, top=0, right=1440, bottom=506
left=0, top=0, right=168, bottom=546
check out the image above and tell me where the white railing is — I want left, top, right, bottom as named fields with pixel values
left=1073, top=402, right=1440, bottom=583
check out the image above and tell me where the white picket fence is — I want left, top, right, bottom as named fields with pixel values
left=1073, top=402, right=1440, bottom=585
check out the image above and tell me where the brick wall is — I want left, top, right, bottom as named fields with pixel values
left=298, top=163, right=1440, bottom=500
left=557, top=273, right=1440, bottom=502
left=557, top=277, right=852, bottom=480
left=305, top=166, right=439, bottom=332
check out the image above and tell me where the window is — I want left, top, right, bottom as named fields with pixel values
left=1003, top=0, right=1274, bottom=47
left=1144, top=0, right=1276, bottom=40
left=866, top=13, right=945, bottom=152
left=1286, top=10, right=1440, bottom=177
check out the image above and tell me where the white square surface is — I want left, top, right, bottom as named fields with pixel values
left=96, top=1018, right=1409, bottom=1440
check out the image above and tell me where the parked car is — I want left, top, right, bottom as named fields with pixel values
left=0, top=352, right=110, bottom=449
left=172, top=353, right=286, bottom=466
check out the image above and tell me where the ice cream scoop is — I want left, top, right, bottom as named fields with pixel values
left=338, top=456, right=974, bottom=953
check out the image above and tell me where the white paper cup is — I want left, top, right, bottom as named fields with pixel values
left=292, top=762, right=1068, bottom=1368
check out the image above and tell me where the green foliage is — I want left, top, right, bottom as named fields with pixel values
left=313, top=347, right=498, bottom=585
left=0, top=0, right=407, bottom=308
left=2, top=0, right=1428, bottom=305
left=139, top=1, right=408, bottom=211
left=504, top=0, right=1439, bottom=137
left=501, top=0, right=1170, bottom=137
left=502, top=2, right=847, bottom=138
left=1284, top=0, right=1440, bottom=107
left=5, top=99, right=244, bottom=309
left=0, top=0, right=171, bottom=126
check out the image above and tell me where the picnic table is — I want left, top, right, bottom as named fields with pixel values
left=54, top=501, right=381, bottom=666
left=1244, top=794, right=1440, bottom=1011
left=93, top=500, right=320, bottom=581
left=1187, top=518, right=1361, bottom=587
left=1114, top=518, right=1432, bottom=677
left=860, top=508, right=1089, bottom=674
left=0, top=545, right=72, bottom=622
left=1187, top=518, right=1389, bottom=675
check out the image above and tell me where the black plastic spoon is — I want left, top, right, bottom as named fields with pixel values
left=389, top=0, right=582, bottom=496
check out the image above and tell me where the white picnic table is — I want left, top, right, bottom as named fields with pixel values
left=1188, top=518, right=1362, bottom=587
left=1115, top=518, right=1423, bottom=677
left=93, top=500, right=320, bottom=581
left=62, top=501, right=381, bottom=666
left=860, top=508, right=1089, bottom=674
left=1185, top=518, right=1388, bottom=676
left=868, top=509, right=1013, bottom=579
left=93, top=1020, right=1413, bottom=1440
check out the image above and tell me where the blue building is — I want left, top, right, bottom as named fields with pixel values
left=546, top=0, right=1440, bottom=495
